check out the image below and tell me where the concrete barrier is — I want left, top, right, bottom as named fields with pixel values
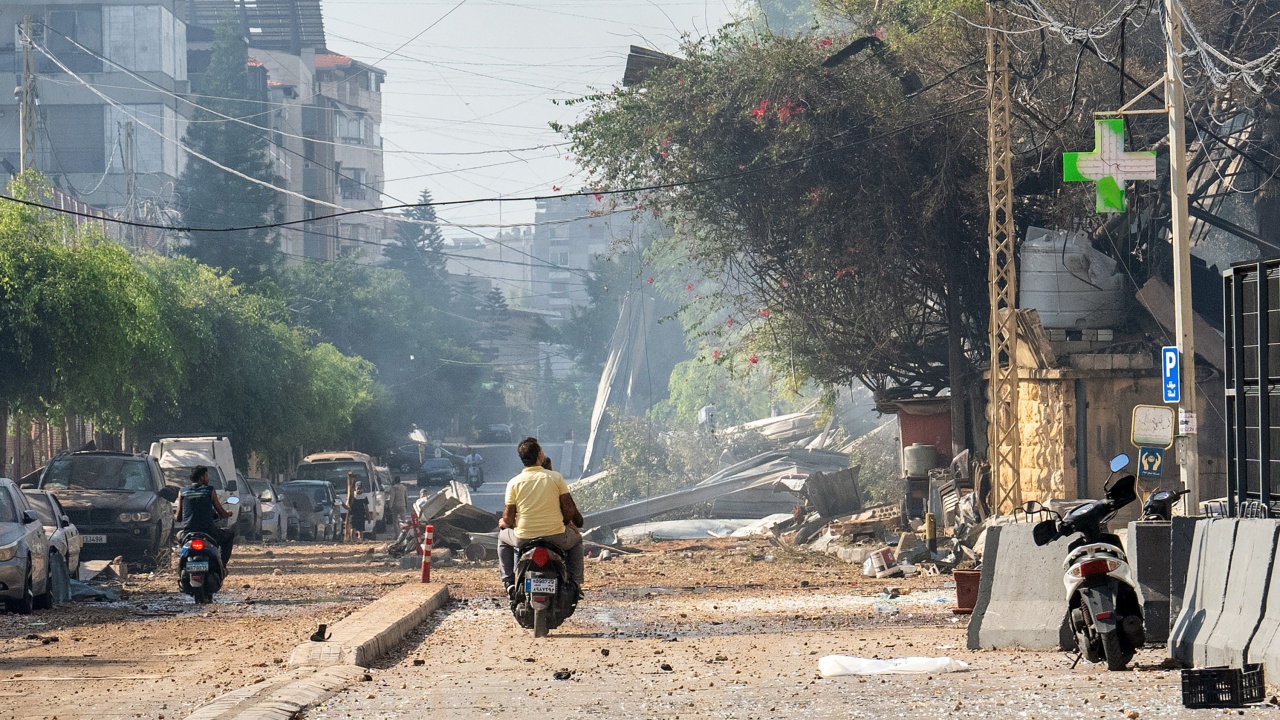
left=1202, top=520, right=1279, bottom=667
left=1128, top=520, right=1172, bottom=645
left=1249, top=525, right=1280, bottom=681
left=967, top=524, right=1075, bottom=651
left=1168, top=516, right=1198, bottom=640
left=1169, top=518, right=1237, bottom=665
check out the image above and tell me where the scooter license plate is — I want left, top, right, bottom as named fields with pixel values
left=525, top=577, right=557, bottom=595
left=186, top=561, right=210, bottom=573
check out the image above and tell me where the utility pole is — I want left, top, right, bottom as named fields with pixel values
left=18, top=16, right=38, bottom=172
left=986, top=0, right=1021, bottom=513
left=1164, top=0, right=1199, bottom=509
left=122, top=122, right=137, bottom=248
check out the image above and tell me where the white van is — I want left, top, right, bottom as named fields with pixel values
left=149, top=436, right=246, bottom=530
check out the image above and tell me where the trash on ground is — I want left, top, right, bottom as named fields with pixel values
left=818, top=655, right=970, bottom=676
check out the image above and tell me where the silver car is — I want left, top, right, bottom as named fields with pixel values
left=0, top=479, right=52, bottom=614
left=22, top=490, right=81, bottom=578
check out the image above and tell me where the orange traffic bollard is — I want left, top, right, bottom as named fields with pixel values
left=421, top=524, right=434, bottom=583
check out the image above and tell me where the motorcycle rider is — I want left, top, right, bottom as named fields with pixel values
left=498, top=437, right=584, bottom=600
left=172, top=465, right=234, bottom=571
left=464, top=447, right=484, bottom=484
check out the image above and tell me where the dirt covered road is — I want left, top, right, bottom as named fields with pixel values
left=0, top=540, right=406, bottom=720
left=307, top=538, right=1242, bottom=720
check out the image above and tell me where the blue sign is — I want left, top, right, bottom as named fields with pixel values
left=1162, top=346, right=1180, bottom=403
left=1138, top=447, right=1165, bottom=479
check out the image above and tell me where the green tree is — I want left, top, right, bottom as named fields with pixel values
left=384, top=188, right=449, bottom=305
left=175, top=21, right=279, bottom=284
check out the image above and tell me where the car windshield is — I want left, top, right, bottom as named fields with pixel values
left=22, top=493, right=54, bottom=526
left=282, top=483, right=330, bottom=504
left=247, top=480, right=273, bottom=501
left=41, top=456, right=154, bottom=492
left=162, top=466, right=226, bottom=490
left=296, top=462, right=368, bottom=491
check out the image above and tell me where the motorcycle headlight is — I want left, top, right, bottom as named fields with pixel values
left=0, top=542, right=18, bottom=562
left=118, top=512, right=151, bottom=523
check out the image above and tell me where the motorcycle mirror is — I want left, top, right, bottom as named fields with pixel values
left=1032, top=519, right=1058, bottom=546
left=1109, top=454, right=1131, bottom=473
left=1022, top=500, right=1044, bottom=515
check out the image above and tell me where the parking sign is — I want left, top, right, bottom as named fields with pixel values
left=1162, top=346, right=1180, bottom=403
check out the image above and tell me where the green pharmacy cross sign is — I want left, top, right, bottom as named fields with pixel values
left=1063, top=118, right=1157, bottom=213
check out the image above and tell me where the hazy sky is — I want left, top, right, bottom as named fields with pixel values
left=320, top=0, right=740, bottom=238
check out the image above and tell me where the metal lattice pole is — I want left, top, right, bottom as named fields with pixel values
left=986, top=1, right=1021, bottom=514
left=19, top=16, right=38, bottom=173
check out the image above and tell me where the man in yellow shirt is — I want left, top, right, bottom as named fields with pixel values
left=498, top=437, right=584, bottom=599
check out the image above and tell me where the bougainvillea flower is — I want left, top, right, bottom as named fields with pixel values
left=712, top=350, right=721, bottom=360
left=646, top=277, right=655, bottom=284
left=593, top=192, right=603, bottom=202
left=759, top=308, right=771, bottom=317
left=726, top=317, right=735, bottom=326
left=749, top=354, right=759, bottom=364
left=686, top=283, right=694, bottom=291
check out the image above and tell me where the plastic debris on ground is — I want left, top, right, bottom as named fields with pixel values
left=818, top=655, right=970, bottom=676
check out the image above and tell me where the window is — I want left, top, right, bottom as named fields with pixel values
left=42, top=456, right=154, bottom=491
left=40, top=105, right=104, bottom=173
left=336, top=112, right=367, bottom=145
left=41, top=9, right=103, bottom=74
left=339, top=168, right=367, bottom=200
left=0, top=488, right=17, bottom=523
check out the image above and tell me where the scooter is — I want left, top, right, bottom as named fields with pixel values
left=178, top=532, right=224, bottom=604
left=466, top=464, right=484, bottom=491
left=1141, top=487, right=1189, bottom=522
left=510, top=540, right=579, bottom=638
left=1028, top=453, right=1144, bottom=670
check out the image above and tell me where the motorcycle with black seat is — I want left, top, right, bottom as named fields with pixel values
left=510, top=539, right=578, bottom=637
left=1027, top=453, right=1144, bottom=670
left=178, top=532, right=223, bottom=604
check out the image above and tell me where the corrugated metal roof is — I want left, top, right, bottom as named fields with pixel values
left=188, top=0, right=326, bottom=54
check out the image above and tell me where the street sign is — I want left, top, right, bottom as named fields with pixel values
left=1138, top=447, right=1165, bottom=479
left=1132, top=405, right=1175, bottom=448
left=1063, top=118, right=1157, bottom=213
left=1162, top=346, right=1180, bottom=403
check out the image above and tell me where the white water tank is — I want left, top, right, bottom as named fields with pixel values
left=1019, top=227, right=1130, bottom=329
left=903, top=443, right=937, bottom=478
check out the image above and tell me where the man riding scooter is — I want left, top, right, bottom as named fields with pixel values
left=173, top=466, right=234, bottom=571
left=498, top=437, right=584, bottom=601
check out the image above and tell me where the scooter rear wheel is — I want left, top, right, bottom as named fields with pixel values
left=1100, top=629, right=1132, bottom=671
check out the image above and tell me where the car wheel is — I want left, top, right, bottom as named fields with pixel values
left=34, top=555, right=59, bottom=609
left=6, top=565, right=34, bottom=615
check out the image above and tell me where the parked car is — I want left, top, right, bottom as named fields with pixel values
left=281, top=495, right=301, bottom=540
left=295, top=452, right=388, bottom=532
left=235, top=471, right=263, bottom=540
left=385, top=444, right=424, bottom=474
left=419, top=457, right=459, bottom=486
left=22, top=490, right=81, bottom=577
left=280, top=481, right=340, bottom=541
left=0, top=479, right=53, bottom=613
left=480, top=424, right=514, bottom=443
left=37, top=451, right=178, bottom=569
left=247, top=479, right=287, bottom=541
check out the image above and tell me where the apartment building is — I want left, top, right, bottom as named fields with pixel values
left=0, top=1, right=188, bottom=216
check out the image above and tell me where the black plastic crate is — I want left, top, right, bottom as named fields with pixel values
left=1181, top=664, right=1265, bottom=708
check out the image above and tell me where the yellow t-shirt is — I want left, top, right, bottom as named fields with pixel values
left=504, top=466, right=568, bottom=539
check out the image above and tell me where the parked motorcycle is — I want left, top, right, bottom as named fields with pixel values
left=1141, top=487, right=1189, bottom=522
left=1028, top=453, right=1144, bottom=670
left=178, top=532, right=224, bottom=604
left=510, top=540, right=579, bottom=637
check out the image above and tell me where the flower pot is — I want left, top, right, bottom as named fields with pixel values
left=952, top=568, right=981, bottom=615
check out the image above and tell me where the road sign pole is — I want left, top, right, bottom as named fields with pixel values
left=1165, top=0, right=1198, bottom=511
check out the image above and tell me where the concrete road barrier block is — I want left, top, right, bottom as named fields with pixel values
left=1128, top=520, right=1173, bottom=645
left=967, top=524, right=1074, bottom=651
left=1202, top=519, right=1279, bottom=667
left=288, top=582, right=450, bottom=668
left=1169, top=516, right=1197, bottom=640
left=1249, top=525, right=1280, bottom=682
left=1169, top=518, right=1237, bottom=665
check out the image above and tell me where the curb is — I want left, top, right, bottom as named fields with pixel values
left=185, top=583, right=450, bottom=720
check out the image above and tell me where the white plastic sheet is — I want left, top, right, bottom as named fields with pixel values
left=818, top=655, right=970, bottom=677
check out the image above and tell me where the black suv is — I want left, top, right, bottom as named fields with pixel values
left=36, top=452, right=178, bottom=568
